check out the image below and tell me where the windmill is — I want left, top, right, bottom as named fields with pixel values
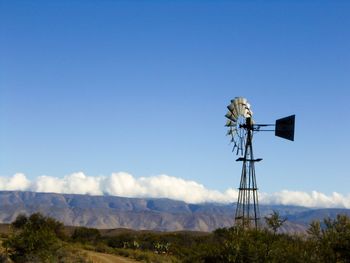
left=225, top=97, right=295, bottom=229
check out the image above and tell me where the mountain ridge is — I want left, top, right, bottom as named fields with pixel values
left=0, top=191, right=349, bottom=232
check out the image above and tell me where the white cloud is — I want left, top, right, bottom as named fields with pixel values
left=0, top=172, right=349, bottom=208
left=0, top=173, right=31, bottom=191
left=34, top=172, right=102, bottom=196
left=260, top=190, right=350, bottom=209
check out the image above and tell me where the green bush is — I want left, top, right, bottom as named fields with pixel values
left=308, top=214, right=350, bottom=262
left=71, top=227, right=101, bottom=244
left=7, top=212, right=348, bottom=263
left=3, top=213, right=84, bottom=263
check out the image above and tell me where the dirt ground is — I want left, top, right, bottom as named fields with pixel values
left=85, top=250, right=138, bottom=263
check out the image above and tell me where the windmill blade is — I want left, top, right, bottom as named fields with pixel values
left=233, top=100, right=242, bottom=117
left=226, top=129, right=232, bottom=136
left=230, top=97, right=252, bottom=119
left=233, top=97, right=247, bottom=105
left=241, top=106, right=251, bottom=118
left=227, top=103, right=235, bottom=112
left=241, top=105, right=250, bottom=117
left=227, top=104, right=239, bottom=119
left=275, top=115, right=295, bottom=141
left=236, top=97, right=248, bottom=115
left=225, top=111, right=237, bottom=122
left=226, top=127, right=237, bottom=136
left=225, top=120, right=235, bottom=127
left=232, top=143, right=237, bottom=153
left=238, top=103, right=247, bottom=116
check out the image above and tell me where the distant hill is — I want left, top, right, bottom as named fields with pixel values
left=0, top=191, right=349, bottom=232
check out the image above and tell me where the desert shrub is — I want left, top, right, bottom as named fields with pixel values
left=307, top=214, right=350, bottom=262
left=5, top=225, right=60, bottom=261
left=106, top=233, right=136, bottom=248
left=114, top=248, right=130, bottom=257
left=11, top=214, right=28, bottom=229
left=194, top=226, right=315, bottom=263
left=0, top=253, right=12, bottom=263
left=94, top=242, right=114, bottom=253
left=3, top=213, right=74, bottom=262
left=71, top=227, right=101, bottom=244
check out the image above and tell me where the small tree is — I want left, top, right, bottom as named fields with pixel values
left=264, top=211, right=286, bottom=234
left=11, top=214, right=28, bottom=229
left=4, top=213, right=63, bottom=262
left=307, top=220, right=321, bottom=239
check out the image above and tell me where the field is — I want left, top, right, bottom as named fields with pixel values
left=1, top=212, right=350, bottom=262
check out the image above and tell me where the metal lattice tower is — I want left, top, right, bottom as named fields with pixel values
left=235, top=118, right=260, bottom=229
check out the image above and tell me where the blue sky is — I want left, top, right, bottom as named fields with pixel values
left=0, top=0, right=349, bottom=198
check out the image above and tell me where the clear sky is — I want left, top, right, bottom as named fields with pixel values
left=1, top=1, right=349, bottom=199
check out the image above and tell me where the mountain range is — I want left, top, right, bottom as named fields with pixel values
left=1, top=191, right=349, bottom=232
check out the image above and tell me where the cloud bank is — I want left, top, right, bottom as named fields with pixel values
left=0, top=172, right=349, bottom=208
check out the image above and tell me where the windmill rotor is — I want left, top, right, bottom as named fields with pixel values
left=225, top=97, right=254, bottom=156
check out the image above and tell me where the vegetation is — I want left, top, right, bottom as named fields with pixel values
left=264, top=210, right=287, bottom=235
left=71, top=227, right=101, bottom=244
left=1, top=212, right=350, bottom=262
left=2, top=213, right=88, bottom=262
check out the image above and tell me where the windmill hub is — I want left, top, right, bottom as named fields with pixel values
left=239, top=117, right=253, bottom=130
